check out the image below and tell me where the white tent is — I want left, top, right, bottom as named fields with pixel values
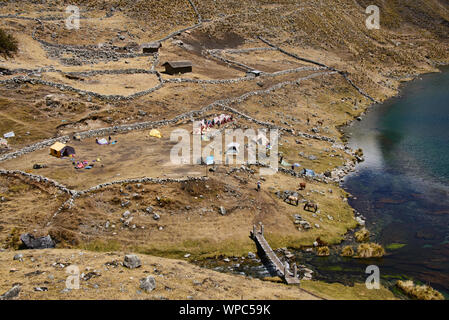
left=3, top=131, right=14, bottom=138
left=226, top=142, right=240, bottom=154
left=97, top=138, right=108, bottom=145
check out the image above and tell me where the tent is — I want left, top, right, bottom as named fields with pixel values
left=97, top=138, right=108, bottom=145
left=226, top=142, right=240, bottom=155
left=3, top=131, right=14, bottom=138
left=302, top=168, right=315, bottom=176
left=50, top=142, right=76, bottom=158
left=205, top=155, right=214, bottom=165
left=149, top=129, right=162, bottom=138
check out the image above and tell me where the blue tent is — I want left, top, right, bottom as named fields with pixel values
left=302, top=168, right=315, bottom=176
left=205, top=156, right=214, bottom=165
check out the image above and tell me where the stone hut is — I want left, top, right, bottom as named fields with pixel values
left=162, top=61, right=192, bottom=75
left=142, top=42, right=162, bottom=54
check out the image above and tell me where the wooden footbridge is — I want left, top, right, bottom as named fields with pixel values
left=250, top=223, right=300, bottom=285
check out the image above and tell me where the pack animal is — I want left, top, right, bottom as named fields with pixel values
left=285, top=195, right=299, bottom=206
left=304, top=201, right=318, bottom=212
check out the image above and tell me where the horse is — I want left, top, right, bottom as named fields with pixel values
left=284, top=195, right=299, bottom=206
left=315, top=237, right=328, bottom=247
left=304, top=201, right=318, bottom=212
left=298, top=182, right=306, bottom=190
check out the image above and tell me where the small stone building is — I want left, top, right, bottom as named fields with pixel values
left=247, top=69, right=262, bottom=77
left=142, top=42, right=162, bottom=54
left=162, top=61, right=192, bottom=75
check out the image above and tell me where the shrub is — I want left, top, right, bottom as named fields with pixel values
left=5, top=227, right=22, bottom=249
left=340, top=245, right=354, bottom=257
left=0, top=29, right=18, bottom=59
left=316, top=246, right=330, bottom=256
left=356, top=243, right=385, bottom=258
left=396, top=280, right=444, bottom=300
left=355, top=228, right=370, bottom=242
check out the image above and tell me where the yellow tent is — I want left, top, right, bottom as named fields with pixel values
left=49, top=142, right=66, bottom=158
left=149, top=129, right=162, bottom=138
left=49, top=142, right=75, bottom=158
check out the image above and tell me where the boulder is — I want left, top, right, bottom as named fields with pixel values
left=356, top=216, right=366, bottom=226
left=20, top=233, right=55, bottom=249
left=13, top=254, right=23, bottom=261
left=123, top=254, right=141, bottom=269
left=299, top=220, right=311, bottom=230
left=0, top=285, right=21, bottom=300
left=140, top=276, right=156, bottom=292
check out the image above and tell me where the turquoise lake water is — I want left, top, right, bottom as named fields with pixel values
left=340, top=66, right=449, bottom=296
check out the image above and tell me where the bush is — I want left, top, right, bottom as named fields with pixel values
left=355, top=228, right=370, bottom=242
left=356, top=243, right=385, bottom=258
left=5, top=227, right=23, bottom=249
left=316, top=246, right=330, bottom=256
left=396, top=280, right=444, bottom=300
left=0, top=28, right=18, bottom=59
left=340, top=245, right=354, bottom=257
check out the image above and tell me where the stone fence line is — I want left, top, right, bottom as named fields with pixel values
left=0, top=73, right=164, bottom=101
left=257, top=36, right=379, bottom=103
left=0, top=70, right=336, bottom=164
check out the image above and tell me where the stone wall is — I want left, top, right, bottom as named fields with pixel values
left=0, top=169, right=73, bottom=194
left=258, top=36, right=378, bottom=103
left=0, top=136, right=70, bottom=163
left=0, top=74, right=164, bottom=101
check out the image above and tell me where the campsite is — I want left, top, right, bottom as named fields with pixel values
left=1, top=125, right=202, bottom=189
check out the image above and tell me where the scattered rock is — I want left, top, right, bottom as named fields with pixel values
left=299, top=220, right=311, bottom=230
left=82, top=271, right=101, bottom=281
left=13, top=254, right=23, bottom=261
left=145, top=206, right=154, bottom=214
left=355, top=216, right=366, bottom=226
left=121, top=200, right=131, bottom=207
left=218, top=206, right=227, bottom=215
left=123, top=254, right=141, bottom=269
left=140, top=276, right=156, bottom=292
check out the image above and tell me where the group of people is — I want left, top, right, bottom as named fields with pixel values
left=200, top=114, right=233, bottom=133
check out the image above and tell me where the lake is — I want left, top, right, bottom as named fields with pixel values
left=339, top=66, right=449, bottom=296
